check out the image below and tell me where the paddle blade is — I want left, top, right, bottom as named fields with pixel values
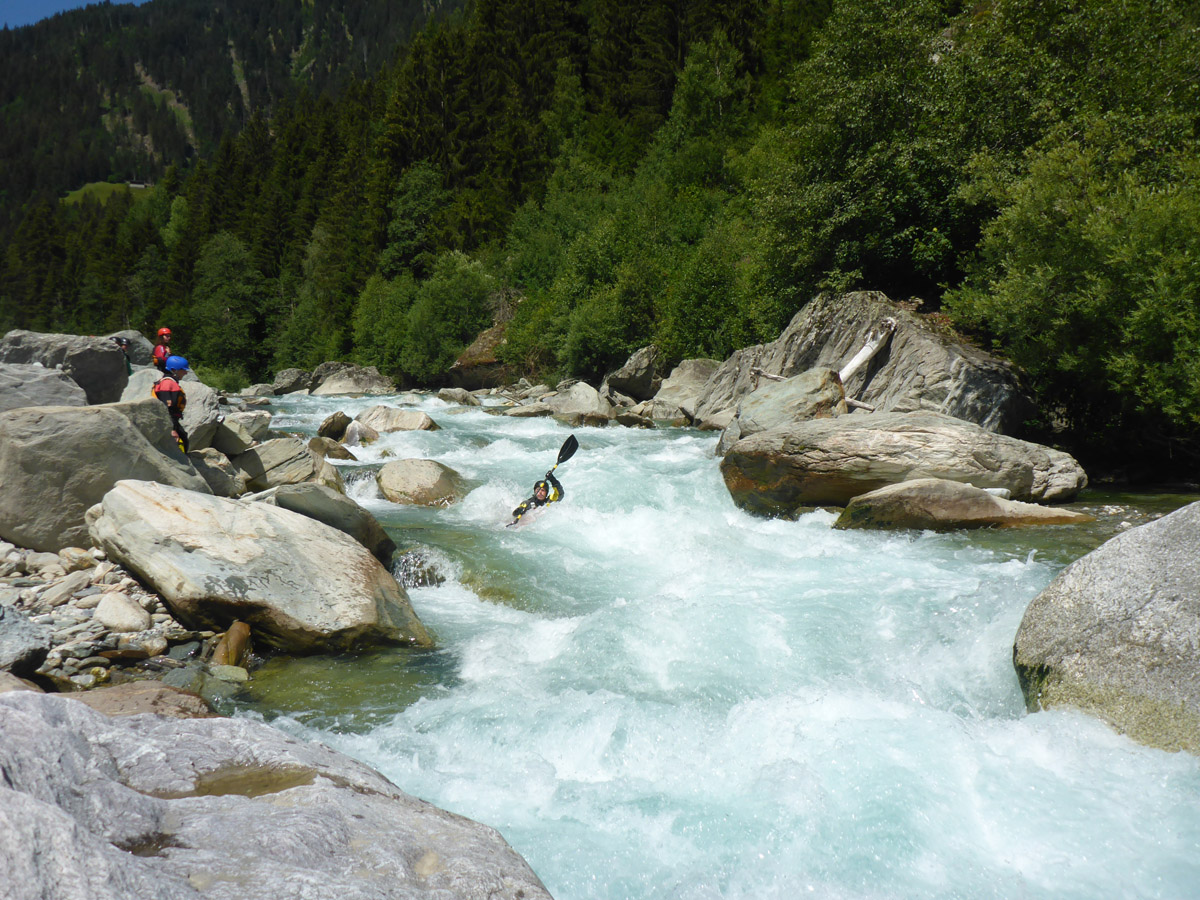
left=557, top=434, right=579, bottom=465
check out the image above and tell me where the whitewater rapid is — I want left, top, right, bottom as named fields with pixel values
left=241, top=392, right=1200, bottom=900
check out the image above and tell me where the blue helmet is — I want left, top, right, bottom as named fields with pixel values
left=164, top=355, right=189, bottom=374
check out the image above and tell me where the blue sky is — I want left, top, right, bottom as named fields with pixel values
left=2, top=1, right=149, bottom=29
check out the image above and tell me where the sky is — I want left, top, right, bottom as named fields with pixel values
left=2, top=0, right=149, bottom=29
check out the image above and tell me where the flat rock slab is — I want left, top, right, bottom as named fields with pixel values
left=0, top=691, right=552, bottom=900
left=1014, top=500, right=1200, bottom=753
left=720, top=410, right=1087, bottom=515
left=834, top=477, right=1095, bottom=531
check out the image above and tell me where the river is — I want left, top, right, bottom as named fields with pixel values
left=225, top=391, right=1200, bottom=900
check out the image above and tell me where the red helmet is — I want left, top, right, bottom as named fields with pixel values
left=157, top=327, right=172, bottom=338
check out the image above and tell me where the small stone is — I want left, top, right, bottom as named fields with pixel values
left=75, top=595, right=102, bottom=610
left=77, top=656, right=111, bottom=669
left=167, top=641, right=201, bottom=661
left=208, top=664, right=249, bottom=683
left=94, top=593, right=152, bottom=633
left=69, top=673, right=97, bottom=688
left=57, top=547, right=96, bottom=573
left=40, top=570, right=94, bottom=608
left=151, top=613, right=171, bottom=623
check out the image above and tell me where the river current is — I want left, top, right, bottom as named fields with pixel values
left=228, top=391, right=1200, bottom=900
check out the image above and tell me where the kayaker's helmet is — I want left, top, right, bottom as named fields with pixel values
left=165, top=355, right=189, bottom=375
left=534, top=480, right=549, bottom=498
left=157, top=327, right=172, bottom=339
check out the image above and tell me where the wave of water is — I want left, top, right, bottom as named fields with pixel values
left=243, top=393, right=1200, bottom=899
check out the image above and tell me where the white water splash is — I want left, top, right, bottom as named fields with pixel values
left=248, top=392, right=1200, bottom=900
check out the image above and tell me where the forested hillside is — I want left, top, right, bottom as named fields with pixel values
left=1, top=0, right=1198, bottom=478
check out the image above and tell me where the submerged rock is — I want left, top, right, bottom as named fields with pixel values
left=1013, top=500, right=1200, bottom=754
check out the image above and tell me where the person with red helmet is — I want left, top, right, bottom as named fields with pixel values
left=152, top=327, right=172, bottom=373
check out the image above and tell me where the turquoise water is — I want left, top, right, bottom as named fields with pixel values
left=235, top=392, right=1200, bottom=900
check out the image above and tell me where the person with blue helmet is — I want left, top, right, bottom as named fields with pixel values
left=152, top=355, right=190, bottom=452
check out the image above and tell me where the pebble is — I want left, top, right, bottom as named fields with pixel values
left=77, top=656, right=111, bottom=669
left=75, top=595, right=103, bottom=610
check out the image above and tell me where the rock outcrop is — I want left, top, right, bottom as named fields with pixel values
left=602, top=345, right=660, bottom=402
left=0, top=691, right=552, bottom=900
left=692, top=292, right=1030, bottom=433
left=0, top=363, right=88, bottom=413
left=0, top=330, right=129, bottom=404
left=1013, top=500, right=1200, bottom=753
left=449, top=323, right=509, bottom=390
left=833, top=478, right=1096, bottom=531
left=232, top=438, right=345, bottom=493
left=716, top=367, right=847, bottom=455
left=0, top=400, right=211, bottom=552
left=310, top=362, right=396, bottom=396
left=651, top=358, right=720, bottom=421
left=87, top=481, right=431, bottom=653
left=720, top=411, right=1087, bottom=515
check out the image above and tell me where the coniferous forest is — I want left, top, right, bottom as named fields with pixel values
left=1, top=0, right=1198, bottom=479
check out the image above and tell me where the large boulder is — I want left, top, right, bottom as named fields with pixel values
left=0, top=330, right=128, bottom=404
left=652, top=358, right=720, bottom=420
left=719, top=410, right=1087, bottom=516
left=0, top=363, right=88, bottom=413
left=449, top=322, right=510, bottom=390
left=186, top=448, right=249, bottom=498
left=180, top=379, right=222, bottom=451
left=106, top=330, right=155, bottom=366
left=87, top=480, right=431, bottom=653
left=118, top=366, right=161, bottom=403
left=0, top=606, right=52, bottom=677
left=271, top=367, right=312, bottom=395
left=692, top=291, right=1029, bottom=433
left=378, top=459, right=468, bottom=507
left=543, top=382, right=613, bottom=424
left=834, top=478, right=1095, bottom=531
left=716, top=367, right=847, bottom=455
left=251, top=483, right=398, bottom=565
left=0, top=400, right=211, bottom=552
left=602, top=345, right=660, bottom=402
left=1013, top=500, right=1200, bottom=753
left=0, top=691, right=552, bottom=900
left=356, top=405, right=440, bottom=433
left=310, top=362, right=396, bottom=396
left=232, top=438, right=346, bottom=494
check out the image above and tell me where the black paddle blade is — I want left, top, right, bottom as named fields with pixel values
left=557, top=433, right=579, bottom=465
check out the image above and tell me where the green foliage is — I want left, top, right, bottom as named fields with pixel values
left=379, top=161, right=449, bottom=279
left=400, top=252, right=495, bottom=380
left=189, top=231, right=264, bottom=375
left=191, top=364, right=250, bottom=394
left=352, top=272, right=419, bottom=372
left=946, top=123, right=1200, bottom=458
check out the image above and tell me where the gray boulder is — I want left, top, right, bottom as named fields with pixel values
left=543, top=382, right=613, bottom=423
left=0, top=607, right=52, bottom=676
left=0, top=330, right=129, bottom=404
left=504, top=403, right=554, bottom=418
left=438, top=387, right=481, bottom=406
left=87, top=480, right=431, bottom=653
left=834, top=478, right=1096, bottom=531
left=311, top=362, right=396, bottom=396
left=716, top=367, right=847, bottom=455
left=308, top=435, right=358, bottom=461
left=0, top=363, right=88, bottom=413
left=602, top=345, right=660, bottom=402
left=180, top=379, right=222, bottom=450
left=318, top=410, right=352, bottom=440
left=0, top=400, right=211, bottom=552
left=0, top=691, right=552, bottom=900
left=106, top=330, right=155, bottom=366
left=356, top=405, right=440, bottom=433
left=251, top=483, right=398, bottom=565
left=692, top=291, right=1029, bottom=433
left=378, top=459, right=468, bottom=507
left=118, top=366, right=160, bottom=402
left=186, top=448, right=249, bottom=498
left=720, top=410, right=1087, bottom=516
left=652, top=358, right=720, bottom=420
left=211, top=417, right=257, bottom=457
left=223, top=410, right=272, bottom=441
left=271, top=367, right=312, bottom=394
left=1013, top=500, right=1200, bottom=753
left=232, top=438, right=346, bottom=494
